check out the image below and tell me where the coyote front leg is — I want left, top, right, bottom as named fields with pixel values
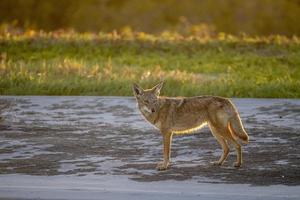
left=157, top=132, right=172, bottom=171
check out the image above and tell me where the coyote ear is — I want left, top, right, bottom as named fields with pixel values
left=151, top=81, right=164, bottom=96
left=132, top=83, right=143, bottom=96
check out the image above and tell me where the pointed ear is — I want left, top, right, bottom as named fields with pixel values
left=132, top=83, right=143, bottom=96
left=151, top=81, right=164, bottom=96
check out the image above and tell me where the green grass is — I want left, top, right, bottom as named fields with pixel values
left=0, top=31, right=300, bottom=97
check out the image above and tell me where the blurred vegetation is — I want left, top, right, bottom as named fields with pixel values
left=0, top=0, right=300, bottom=36
left=1, top=1, right=299, bottom=97
left=1, top=29, right=299, bottom=97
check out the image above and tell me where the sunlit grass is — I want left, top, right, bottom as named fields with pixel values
left=0, top=29, right=300, bottom=97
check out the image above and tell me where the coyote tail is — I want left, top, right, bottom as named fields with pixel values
left=228, top=114, right=249, bottom=144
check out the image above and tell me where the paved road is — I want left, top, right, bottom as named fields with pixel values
left=0, top=96, right=299, bottom=199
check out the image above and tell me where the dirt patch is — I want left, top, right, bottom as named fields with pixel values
left=0, top=97, right=299, bottom=186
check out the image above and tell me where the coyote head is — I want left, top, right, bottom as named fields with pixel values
left=132, top=81, right=164, bottom=114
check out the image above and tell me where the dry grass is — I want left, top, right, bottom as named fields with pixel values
left=0, top=30, right=299, bottom=97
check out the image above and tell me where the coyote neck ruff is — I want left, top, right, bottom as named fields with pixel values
left=133, top=82, right=249, bottom=171
left=139, top=96, right=213, bottom=135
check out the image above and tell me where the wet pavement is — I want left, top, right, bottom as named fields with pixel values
left=0, top=96, right=299, bottom=199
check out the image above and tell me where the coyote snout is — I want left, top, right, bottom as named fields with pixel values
left=133, top=81, right=249, bottom=170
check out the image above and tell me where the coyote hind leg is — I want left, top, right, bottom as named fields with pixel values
left=226, top=136, right=242, bottom=168
left=209, top=125, right=230, bottom=166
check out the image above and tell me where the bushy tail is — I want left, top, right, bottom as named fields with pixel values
left=228, top=114, right=249, bottom=144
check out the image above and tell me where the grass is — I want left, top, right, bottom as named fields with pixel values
left=0, top=30, right=300, bottom=97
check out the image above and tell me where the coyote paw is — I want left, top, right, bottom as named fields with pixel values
left=233, top=162, right=241, bottom=168
left=156, top=162, right=169, bottom=171
left=211, top=161, right=223, bottom=166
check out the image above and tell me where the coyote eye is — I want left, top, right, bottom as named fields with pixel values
left=144, top=100, right=149, bottom=104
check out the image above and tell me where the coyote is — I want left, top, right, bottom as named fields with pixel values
left=133, top=81, right=249, bottom=171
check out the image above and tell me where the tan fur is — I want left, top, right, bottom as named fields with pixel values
left=133, top=82, right=249, bottom=170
